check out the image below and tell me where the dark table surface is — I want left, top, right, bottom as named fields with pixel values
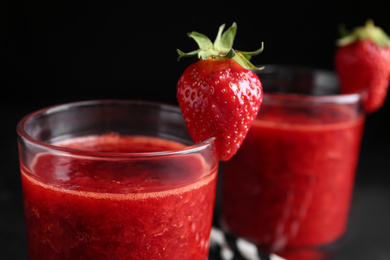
left=1, top=115, right=390, bottom=260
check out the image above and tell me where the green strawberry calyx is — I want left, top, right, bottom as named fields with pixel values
left=177, top=22, right=264, bottom=70
left=337, top=20, right=390, bottom=48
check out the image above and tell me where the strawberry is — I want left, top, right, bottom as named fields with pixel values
left=335, top=20, right=390, bottom=113
left=176, top=23, right=264, bottom=161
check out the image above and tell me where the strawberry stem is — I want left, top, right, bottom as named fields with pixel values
left=177, top=23, right=264, bottom=70
left=337, top=20, right=390, bottom=48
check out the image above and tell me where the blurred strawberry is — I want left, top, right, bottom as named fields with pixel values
left=335, top=20, right=390, bottom=113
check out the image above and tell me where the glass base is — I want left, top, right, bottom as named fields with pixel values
left=218, top=218, right=346, bottom=260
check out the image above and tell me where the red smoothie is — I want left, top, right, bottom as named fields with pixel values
left=221, top=103, right=364, bottom=253
left=21, top=133, right=218, bottom=260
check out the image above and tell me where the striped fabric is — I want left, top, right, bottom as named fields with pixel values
left=209, top=227, right=286, bottom=260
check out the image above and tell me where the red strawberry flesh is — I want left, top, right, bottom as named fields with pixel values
left=177, top=59, right=262, bottom=161
left=335, top=20, right=390, bottom=113
left=176, top=23, right=264, bottom=161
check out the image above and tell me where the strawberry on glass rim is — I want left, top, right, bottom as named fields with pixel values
left=335, top=20, right=390, bottom=113
left=176, top=23, right=264, bottom=161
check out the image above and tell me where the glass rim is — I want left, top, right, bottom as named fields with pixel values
left=256, top=64, right=363, bottom=104
left=263, top=91, right=362, bottom=104
left=17, top=99, right=216, bottom=159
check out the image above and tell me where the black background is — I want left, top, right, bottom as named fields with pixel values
left=1, top=1, right=390, bottom=259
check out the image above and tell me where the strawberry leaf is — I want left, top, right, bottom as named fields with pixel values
left=233, top=43, right=265, bottom=70
left=233, top=52, right=264, bottom=71
left=224, top=49, right=236, bottom=59
left=177, top=49, right=200, bottom=60
left=177, top=32, right=215, bottom=60
left=177, top=22, right=264, bottom=70
left=337, top=20, right=390, bottom=48
left=239, top=42, right=264, bottom=58
left=214, top=23, right=237, bottom=54
left=198, top=49, right=220, bottom=60
left=188, top=31, right=213, bottom=50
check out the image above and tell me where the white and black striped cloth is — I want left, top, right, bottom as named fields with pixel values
left=209, top=227, right=286, bottom=260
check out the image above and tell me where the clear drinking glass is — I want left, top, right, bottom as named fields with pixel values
left=17, top=100, right=218, bottom=260
left=221, top=66, right=365, bottom=259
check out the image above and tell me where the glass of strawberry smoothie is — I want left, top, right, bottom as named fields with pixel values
left=17, top=100, right=219, bottom=260
left=221, top=66, right=365, bottom=259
